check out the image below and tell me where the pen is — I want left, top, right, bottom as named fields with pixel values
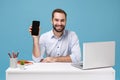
left=12, top=52, right=16, bottom=58
left=16, top=52, right=19, bottom=57
left=8, top=53, right=12, bottom=58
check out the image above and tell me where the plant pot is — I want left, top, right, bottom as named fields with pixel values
left=19, top=65, right=25, bottom=70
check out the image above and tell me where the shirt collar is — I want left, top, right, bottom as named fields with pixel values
left=50, top=30, right=66, bottom=39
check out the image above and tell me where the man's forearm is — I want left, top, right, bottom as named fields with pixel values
left=54, top=56, right=72, bottom=62
left=33, top=36, right=40, bottom=57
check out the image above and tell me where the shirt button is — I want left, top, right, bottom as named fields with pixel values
left=57, top=46, right=59, bottom=48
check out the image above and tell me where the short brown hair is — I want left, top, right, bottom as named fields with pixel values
left=52, top=8, right=67, bottom=19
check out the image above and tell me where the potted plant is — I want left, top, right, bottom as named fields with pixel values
left=19, top=60, right=25, bottom=70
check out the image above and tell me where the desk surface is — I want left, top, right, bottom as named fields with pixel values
left=6, top=62, right=115, bottom=73
left=6, top=62, right=115, bottom=80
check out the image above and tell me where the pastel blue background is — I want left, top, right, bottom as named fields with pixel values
left=0, top=0, right=119, bottom=80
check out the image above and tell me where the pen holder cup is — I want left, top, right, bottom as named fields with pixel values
left=10, top=58, right=17, bottom=68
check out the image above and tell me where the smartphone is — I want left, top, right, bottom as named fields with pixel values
left=32, top=20, right=40, bottom=36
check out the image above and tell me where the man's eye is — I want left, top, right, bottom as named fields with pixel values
left=61, top=20, right=65, bottom=22
left=55, top=19, right=59, bottom=21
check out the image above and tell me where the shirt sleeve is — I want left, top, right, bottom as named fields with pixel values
left=32, top=54, right=42, bottom=63
left=69, top=32, right=81, bottom=63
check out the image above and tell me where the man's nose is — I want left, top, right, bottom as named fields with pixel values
left=58, top=21, right=62, bottom=25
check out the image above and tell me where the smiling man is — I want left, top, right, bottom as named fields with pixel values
left=29, top=8, right=81, bottom=63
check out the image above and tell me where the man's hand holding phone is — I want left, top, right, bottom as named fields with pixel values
left=29, top=20, right=41, bottom=58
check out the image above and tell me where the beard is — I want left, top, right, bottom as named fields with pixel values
left=53, top=24, right=65, bottom=32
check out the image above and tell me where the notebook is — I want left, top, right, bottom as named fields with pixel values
left=72, top=41, right=115, bottom=70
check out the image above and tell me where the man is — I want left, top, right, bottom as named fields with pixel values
left=29, top=8, right=81, bottom=63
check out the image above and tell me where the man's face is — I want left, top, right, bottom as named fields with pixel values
left=52, top=12, right=66, bottom=32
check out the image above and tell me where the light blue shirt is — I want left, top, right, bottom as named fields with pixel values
left=32, top=30, right=81, bottom=63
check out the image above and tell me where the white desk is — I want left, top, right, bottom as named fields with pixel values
left=6, top=63, right=115, bottom=80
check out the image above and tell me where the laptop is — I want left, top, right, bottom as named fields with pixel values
left=72, top=41, right=115, bottom=70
